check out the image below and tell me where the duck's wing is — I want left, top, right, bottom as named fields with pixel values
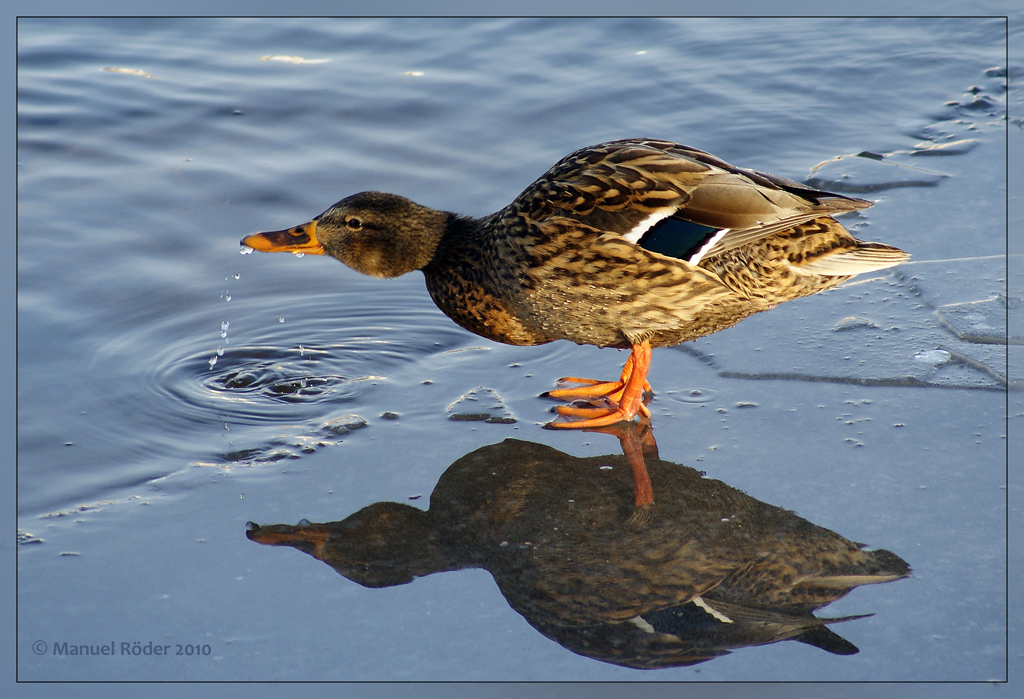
left=514, top=138, right=874, bottom=265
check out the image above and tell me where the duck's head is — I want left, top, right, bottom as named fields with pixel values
left=241, top=191, right=449, bottom=278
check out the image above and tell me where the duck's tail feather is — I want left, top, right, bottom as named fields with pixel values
left=793, top=241, right=910, bottom=277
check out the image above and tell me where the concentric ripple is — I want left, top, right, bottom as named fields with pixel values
left=92, top=289, right=473, bottom=442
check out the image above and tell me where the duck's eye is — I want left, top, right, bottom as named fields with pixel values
left=346, top=218, right=363, bottom=230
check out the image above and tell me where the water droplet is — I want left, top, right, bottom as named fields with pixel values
left=232, top=273, right=240, bottom=280
left=240, top=245, right=254, bottom=255
left=298, top=518, right=311, bottom=526
left=220, top=321, right=230, bottom=338
left=299, top=345, right=305, bottom=356
left=293, top=252, right=305, bottom=258
left=224, top=293, right=231, bottom=302
left=278, top=317, right=285, bottom=323
left=208, top=355, right=218, bottom=368
left=217, top=346, right=224, bottom=356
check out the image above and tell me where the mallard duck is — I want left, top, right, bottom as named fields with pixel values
left=241, top=138, right=908, bottom=428
left=247, top=438, right=911, bottom=668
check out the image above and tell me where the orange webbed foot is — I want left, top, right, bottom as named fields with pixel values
left=544, top=341, right=653, bottom=430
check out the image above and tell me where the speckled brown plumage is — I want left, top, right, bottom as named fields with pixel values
left=247, top=438, right=911, bottom=668
left=242, top=139, right=908, bottom=427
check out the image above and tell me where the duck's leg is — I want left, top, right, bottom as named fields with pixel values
left=575, top=418, right=657, bottom=507
left=547, top=351, right=653, bottom=398
left=546, top=340, right=653, bottom=429
left=619, top=421, right=654, bottom=508
left=606, top=418, right=657, bottom=507
left=554, top=394, right=652, bottom=420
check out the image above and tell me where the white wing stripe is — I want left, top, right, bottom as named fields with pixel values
left=692, top=595, right=734, bottom=624
left=687, top=228, right=730, bottom=265
left=622, top=211, right=672, bottom=245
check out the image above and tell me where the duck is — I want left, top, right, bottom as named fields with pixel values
left=247, top=437, right=911, bottom=668
left=241, top=138, right=908, bottom=428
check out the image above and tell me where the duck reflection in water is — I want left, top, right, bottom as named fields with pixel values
left=247, top=424, right=909, bottom=669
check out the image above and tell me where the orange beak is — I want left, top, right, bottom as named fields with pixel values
left=246, top=522, right=330, bottom=560
left=241, top=219, right=325, bottom=255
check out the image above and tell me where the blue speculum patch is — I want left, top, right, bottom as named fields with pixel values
left=636, top=217, right=722, bottom=262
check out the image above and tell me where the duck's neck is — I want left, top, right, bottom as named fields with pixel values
left=428, top=212, right=490, bottom=266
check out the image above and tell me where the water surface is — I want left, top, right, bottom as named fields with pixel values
left=17, top=17, right=1011, bottom=681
